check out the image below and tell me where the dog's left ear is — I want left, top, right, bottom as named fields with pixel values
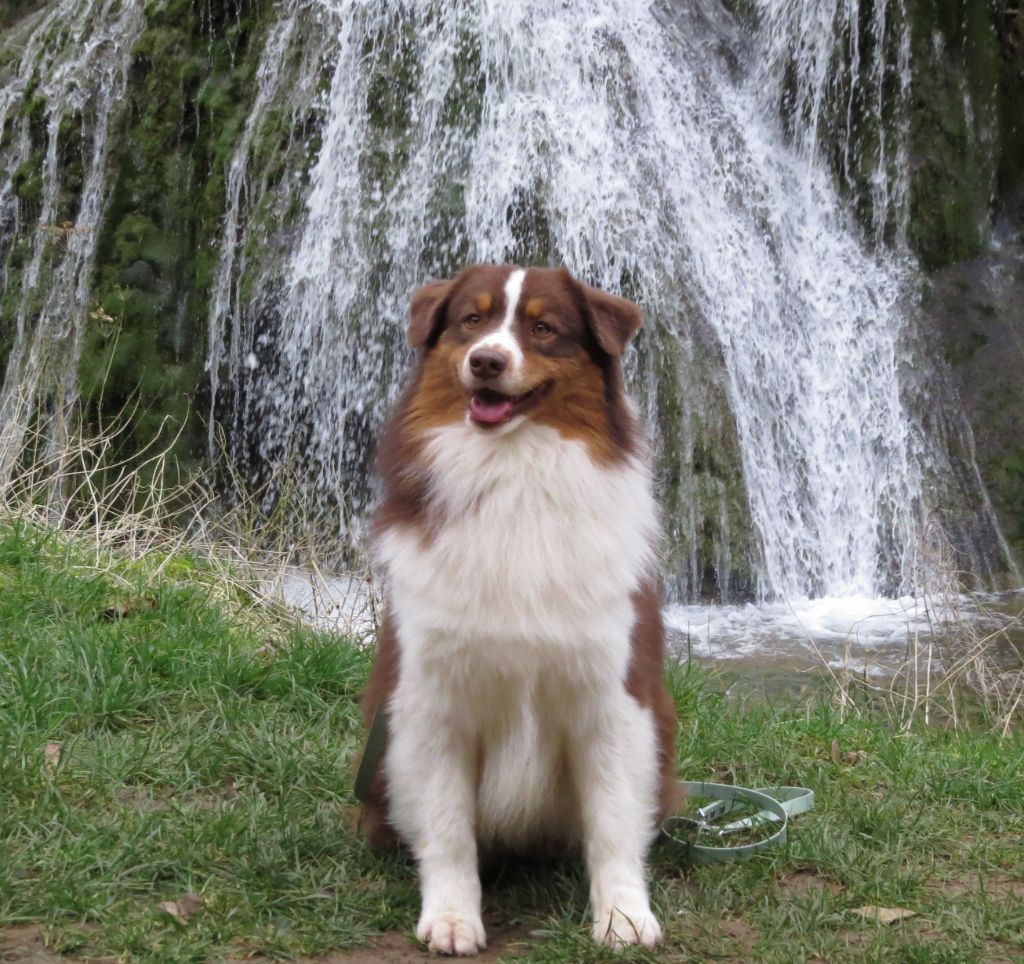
left=408, top=278, right=453, bottom=348
left=569, top=274, right=643, bottom=356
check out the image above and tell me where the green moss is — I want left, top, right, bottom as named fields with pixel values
left=439, top=28, right=485, bottom=133
left=361, top=16, right=420, bottom=197
left=994, top=447, right=1024, bottom=550
left=12, top=158, right=42, bottom=204
left=942, top=327, right=989, bottom=365
left=54, top=109, right=85, bottom=224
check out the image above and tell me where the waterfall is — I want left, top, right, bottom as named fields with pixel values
left=0, top=0, right=145, bottom=488
left=209, top=0, right=950, bottom=600
left=0, top=0, right=1011, bottom=602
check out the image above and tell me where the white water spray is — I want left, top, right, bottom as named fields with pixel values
left=209, top=0, right=941, bottom=599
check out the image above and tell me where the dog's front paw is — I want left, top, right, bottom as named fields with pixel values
left=416, top=909, right=486, bottom=956
left=592, top=902, right=662, bottom=950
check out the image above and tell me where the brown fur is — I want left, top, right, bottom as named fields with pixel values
left=358, top=609, right=401, bottom=849
left=626, top=582, right=684, bottom=820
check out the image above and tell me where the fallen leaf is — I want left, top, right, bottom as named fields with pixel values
left=843, top=750, right=868, bottom=765
left=830, top=738, right=841, bottom=766
left=43, top=742, right=62, bottom=773
left=851, top=905, right=916, bottom=925
left=157, top=893, right=205, bottom=924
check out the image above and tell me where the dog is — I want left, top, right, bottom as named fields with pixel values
left=360, top=264, right=678, bottom=955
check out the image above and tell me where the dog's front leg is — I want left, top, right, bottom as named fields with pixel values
left=387, top=687, right=484, bottom=956
left=573, top=695, right=663, bottom=949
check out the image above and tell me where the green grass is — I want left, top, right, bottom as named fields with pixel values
left=0, top=516, right=1022, bottom=963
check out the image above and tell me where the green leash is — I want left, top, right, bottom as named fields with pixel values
left=659, top=782, right=815, bottom=864
left=354, top=706, right=390, bottom=805
left=354, top=711, right=814, bottom=865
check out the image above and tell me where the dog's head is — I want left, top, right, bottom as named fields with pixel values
left=403, top=264, right=641, bottom=455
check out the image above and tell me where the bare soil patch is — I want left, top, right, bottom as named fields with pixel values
left=0, top=925, right=112, bottom=964
left=236, top=913, right=534, bottom=963
left=775, top=868, right=842, bottom=898
left=930, top=871, right=1024, bottom=901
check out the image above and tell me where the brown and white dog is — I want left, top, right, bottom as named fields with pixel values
left=360, top=264, right=678, bottom=955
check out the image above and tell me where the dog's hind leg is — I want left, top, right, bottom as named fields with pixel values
left=387, top=676, right=486, bottom=956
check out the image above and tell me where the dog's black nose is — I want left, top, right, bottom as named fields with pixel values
left=468, top=348, right=508, bottom=380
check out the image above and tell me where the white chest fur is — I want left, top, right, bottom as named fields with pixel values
left=376, top=420, right=658, bottom=678
left=379, top=420, right=661, bottom=854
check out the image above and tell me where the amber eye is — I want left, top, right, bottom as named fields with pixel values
left=463, top=314, right=481, bottom=329
left=532, top=321, right=553, bottom=336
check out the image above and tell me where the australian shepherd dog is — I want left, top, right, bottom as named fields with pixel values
left=360, top=264, right=678, bottom=955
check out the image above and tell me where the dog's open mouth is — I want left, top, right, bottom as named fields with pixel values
left=469, top=382, right=552, bottom=427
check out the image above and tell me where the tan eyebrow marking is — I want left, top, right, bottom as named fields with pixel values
left=475, top=292, right=493, bottom=314
left=525, top=298, right=545, bottom=318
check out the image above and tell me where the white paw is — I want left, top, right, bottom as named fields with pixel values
left=416, top=910, right=487, bottom=956
left=592, top=903, right=663, bottom=950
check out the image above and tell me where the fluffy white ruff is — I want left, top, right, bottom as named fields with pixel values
left=376, top=420, right=663, bottom=954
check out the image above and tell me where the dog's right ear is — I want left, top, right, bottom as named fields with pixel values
left=408, top=278, right=453, bottom=348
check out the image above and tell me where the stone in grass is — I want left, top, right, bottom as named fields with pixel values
left=43, top=742, right=62, bottom=774
left=157, top=893, right=206, bottom=924
left=851, top=906, right=916, bottom=925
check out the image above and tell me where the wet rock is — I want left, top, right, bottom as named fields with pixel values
left=923, top=238, right=1024, bottom=558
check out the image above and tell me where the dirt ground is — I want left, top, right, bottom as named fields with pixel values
left=0, top=911, right=535, bottom=963
left=311, top=913, right=535, bottom=962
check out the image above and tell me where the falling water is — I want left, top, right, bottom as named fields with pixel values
left=208, top=0, right=955, bottom=600
left=0, top=0, right=145, bottom=487
left=757, top=0, right=913, bottom=248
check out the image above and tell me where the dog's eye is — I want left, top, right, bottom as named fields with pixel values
left=532, top=322, right=553, bottom=337
left=463, top=314, right=481, bottom=329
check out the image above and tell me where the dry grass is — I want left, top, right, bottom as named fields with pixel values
left=0, top=397, right=381, bottom=646
left=827, top=519, right=1024, bottom=735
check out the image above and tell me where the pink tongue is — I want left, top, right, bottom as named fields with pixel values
left=470, top=392, right=515, bottom=425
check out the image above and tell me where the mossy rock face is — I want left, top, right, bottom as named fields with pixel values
left=923, top=242, right=1024, bottom=564
left=632, top=308, right=758, bottom=603
left=4, top=0, right=1022, bottom=588
left=0, top=0, right=46, bottom=29
left=905, top=0, right=1001, bottom=269
left=83, top=0, right=276, bottom=467
left=761, top=0, right=1012, bottom=265
left=993, top=1, right=1024, bottom=231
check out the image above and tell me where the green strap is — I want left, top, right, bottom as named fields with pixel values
left=660, top=782, right=815, bottom=864
left=355, top=712, right=814, bottom=865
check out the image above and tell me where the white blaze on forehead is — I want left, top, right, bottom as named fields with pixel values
left=498, top=268, right=526, bottom=333
left=462, top=268, right=527, bottom=379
